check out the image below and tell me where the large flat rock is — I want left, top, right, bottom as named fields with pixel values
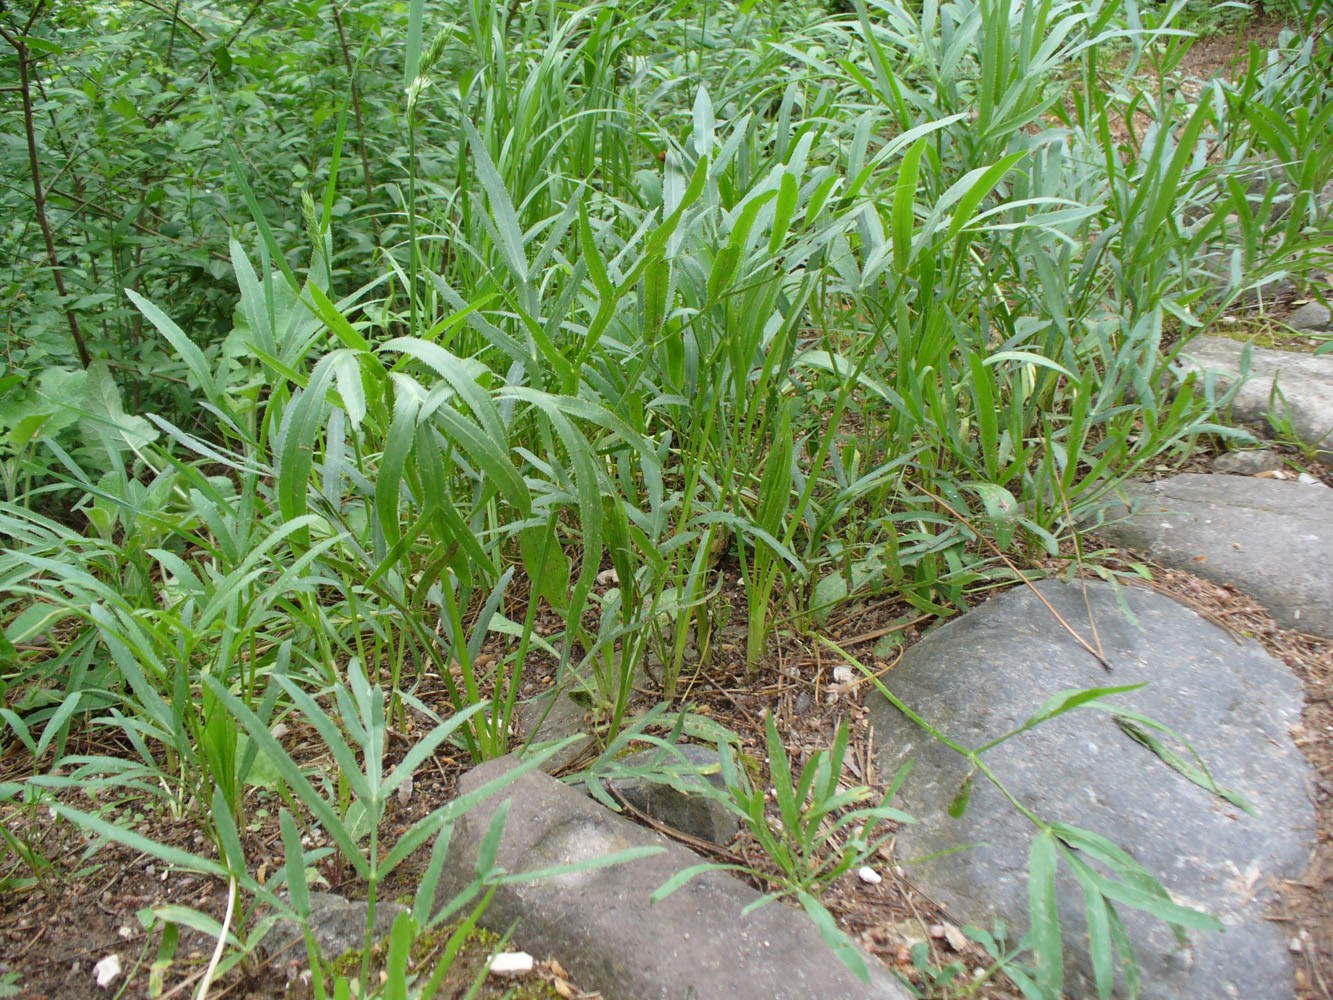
left=437, top=755, right=910, bottom=1000
left=868, top=580, right=1313, bottom=1000
left=1176, top=335, right=1333, bottom=462
left=1094, top=472, right=1333, bottom=637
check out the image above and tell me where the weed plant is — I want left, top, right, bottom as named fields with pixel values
left=2, top=0, right=1331, bottom=996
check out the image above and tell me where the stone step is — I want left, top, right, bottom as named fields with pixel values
left=1094, top=472, right=1333, bottom=638
left=867, top=580, right=1313, bottom=1000
left=1175, top=335, right=1333, bottom=462
left=437, top=755, right=912, bottom=1000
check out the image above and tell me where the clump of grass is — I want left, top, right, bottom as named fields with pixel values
left=2, top=0, right=1330, bottom=996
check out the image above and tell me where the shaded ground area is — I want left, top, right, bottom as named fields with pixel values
left=3, top=532, right=1330, bottom=998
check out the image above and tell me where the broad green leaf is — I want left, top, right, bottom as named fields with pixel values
left=80, top=361, right=158, bottom=460
left=811, top=572, right=848, bottom=625
left=947, top=772, right=975, bottom=819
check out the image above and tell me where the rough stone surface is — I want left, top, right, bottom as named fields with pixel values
left=1211, top=448, right=1285, bottom=475
left=517, top=687, right=598, bottom=773
left=438, top=756, right=910, bottom=1000
left=1285, top=300, right=1332, bottom=331
left=518, top=661, right=649, bottom=773
left=1094, top=473, right=1333, bottom=637
left=1175, top=335, right=1333, bottom=461
left=262, top=892, right=405, bottom=964
left=608, top=744, right=741, bottom=845
left=868, top=580, right=1313, bottom=1000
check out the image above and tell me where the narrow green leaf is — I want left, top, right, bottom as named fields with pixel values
left=768, top=170, right=799, bottom=257
left=126, top=290, right=219, bottom=406
left=892, top=138, right=925, bottom=272
left=1066, top=852, right=1118, bottom=999
left=1028, top=830, right=1064, bottom=994
left=1112, top=715, right=1255, bottom=815
left=404, top=0, right=424, bottom=91
left=977, top=685, right=1145, bottom=753
left=53, top=803, right=227, bottom=879
left=463, top=121, right=528, bottom=283
left=945, top=152, right=1028, bottom=243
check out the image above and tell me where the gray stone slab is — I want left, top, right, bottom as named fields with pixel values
left=1094, top=472, right=1333, bottom=637
left=868, top=580, right=1313, bottom=1000
left=438, top=756, right=911, bottom=1000
left=1286, top=301, right=1332, bottom=332
left=261, top=892, right=405, bottom=964
left=1176, top=335, right=1333, bottom=461
left=1211, top=448, right=1285, bottom=475
left=517, top=687, right=599, bottom=773
left=608, top=744, right=741, bottom=845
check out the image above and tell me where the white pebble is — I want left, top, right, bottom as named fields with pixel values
left=832, top=666, right=854, bottom=685
left=488, top=951, right=535, bottom=976
left=94, top=955, right=121, bottom=988
left=857, top=866, right=882, bottom=884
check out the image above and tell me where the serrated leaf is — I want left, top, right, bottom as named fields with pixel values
left=80, top=361, right=159, bottom=460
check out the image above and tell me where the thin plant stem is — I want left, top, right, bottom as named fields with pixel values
left=0, top=6, right=92, bottom=368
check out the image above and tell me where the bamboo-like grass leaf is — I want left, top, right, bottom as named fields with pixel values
left=892, top=137, right=926, bottom=271
left=1111, top=714, right=1256, bottom=815
left=976, top=684, right=1145, bottom=754
left=125, top=289, right=221, bottom=408
left=1028, top=829, right=1064, bottom=995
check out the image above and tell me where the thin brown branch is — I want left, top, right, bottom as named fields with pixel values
left=331, top=2, right=378, bottom=220
left=0, top=14, right=92, bottom=368
left=923, top=487, right=1112, bottom=671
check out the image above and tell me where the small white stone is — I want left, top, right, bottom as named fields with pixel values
left=944, top=924, right=969, bottom=951
left=94, top=954, right=121, bottom=988
left=832, top=666, right=855, bottom=685
left=857, top=866, right=882, bottom=884
left=488, top=951, right=535, bottom=977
